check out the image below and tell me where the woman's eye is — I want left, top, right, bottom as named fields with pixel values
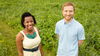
left=30, top=21, right=33, bottom=22
left=25, top=21, right=29, bottom=23
left=26, top=21, right=29, bottom=23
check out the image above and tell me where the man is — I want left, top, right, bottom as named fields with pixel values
left=55, top=2, right=85, bottom=56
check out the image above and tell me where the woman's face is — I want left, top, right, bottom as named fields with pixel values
left=24, top=16, right=34, bottom=31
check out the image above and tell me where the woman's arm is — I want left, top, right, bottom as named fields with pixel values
left=35, top=27, right=44, bottom=56
left=34, top=27, right=44, bottom=56
left=16, top=33, right=23, bottom=56
left=39, top=44, right=44, bottom=56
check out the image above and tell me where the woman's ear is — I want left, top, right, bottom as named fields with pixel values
left=23, top=22, right=26, bottom=27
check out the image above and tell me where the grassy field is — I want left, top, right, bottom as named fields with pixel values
left=0, top=0, right=100, bottom=56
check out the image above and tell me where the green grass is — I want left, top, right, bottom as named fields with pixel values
left=0, top=0, right=100, bottom=56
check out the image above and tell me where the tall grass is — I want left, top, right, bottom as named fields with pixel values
left=0, top=0, right=100, bottom=56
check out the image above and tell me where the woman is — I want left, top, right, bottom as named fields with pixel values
left=16, top=12, right=43, bottom=56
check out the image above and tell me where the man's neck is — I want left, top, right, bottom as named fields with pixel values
left=64, top=18, right=73, bottom=23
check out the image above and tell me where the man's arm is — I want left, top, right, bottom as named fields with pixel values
left=78, top=26, right=85, bottom=47
left=78, top=40, right=84, bottom=47
left=56, top=34, right=59, bottom=38
left=54, top=34, right=59, bottom=39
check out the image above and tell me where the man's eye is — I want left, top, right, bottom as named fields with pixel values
left=69, top=10, right=73, bottom=12
left=65, top=10, right=68, bottom=12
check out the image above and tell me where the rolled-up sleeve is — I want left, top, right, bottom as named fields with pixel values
left=77, top=26, right=85, bottom=40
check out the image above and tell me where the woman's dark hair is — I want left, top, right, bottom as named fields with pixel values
left=21, top=12, right=36, bottom=28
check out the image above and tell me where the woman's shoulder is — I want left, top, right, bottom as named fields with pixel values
left=34, top=26, right=38, bottom=29
left=16, top=31, right=24, bottom=39
left=34, top=26, right=39, bottom=31
left=34, top=26, right=40, bottom=34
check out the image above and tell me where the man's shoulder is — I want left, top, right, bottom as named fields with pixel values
left=74, top=19, right=84, bottom=29
left=56, top=19, right=64, bottom=25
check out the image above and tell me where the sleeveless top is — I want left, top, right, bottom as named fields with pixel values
left=20, top=27, right=41, bottom=56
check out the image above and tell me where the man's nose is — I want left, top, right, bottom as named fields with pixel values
left=66, top=12, right=70, bottom=15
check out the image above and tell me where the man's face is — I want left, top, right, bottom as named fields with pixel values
left=62, top=6, right=74, bottom=21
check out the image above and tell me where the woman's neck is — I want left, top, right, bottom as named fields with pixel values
left=24, top=28, right=34, bottom=34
